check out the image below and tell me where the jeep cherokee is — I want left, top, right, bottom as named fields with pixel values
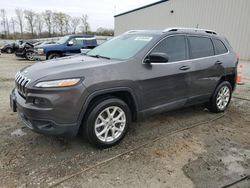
left=10, top=28, right=238, bottom=148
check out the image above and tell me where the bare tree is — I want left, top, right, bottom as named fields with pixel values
left=81, top=14, right=89, bottom=34
left=54, top=12, right=66, bottom=36
left=10, top=17, right=16, bottom=38
left=15, top=8, right=24, bottom=38
left=64, top=14, right=71, bottom=34
left=6, top=17, right=10, bottom=36
left=24, top=10, right=36, bottom=37
left=0, top=9, right=7, bottom=36
left=43, top=10, right=53, bottom=37
left=70, top=17, right=80, bottom=34
left=36, top=13, right=43, bottom=37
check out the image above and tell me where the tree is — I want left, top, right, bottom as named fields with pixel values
left=24, top=10, right=36, bottom=37
left=70, top=17, right=80, bottom=34
left=53, top=12, right=66, bottom=36
left=64, top=14, right=71, bottom=34
left=15, top=8, right=24, bottom=38
left=36, top=13, right=43, bottom=37
left=10, top=17, right=16, bottom=38
left=43, top=10, right=53, bottom=37
left=0, top=9, right=7, bottom=36
left=81, top=14, right=89, bottom=34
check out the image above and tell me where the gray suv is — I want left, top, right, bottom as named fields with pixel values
left=10, top=28, right=238, bottom=148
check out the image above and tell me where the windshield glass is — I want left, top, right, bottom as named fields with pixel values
left=57, top=36, right=70, bottom=44
left=87, top=34, right=154, bottom=60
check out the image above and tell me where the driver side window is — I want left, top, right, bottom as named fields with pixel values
left=151, top=35, right=187, bottom=62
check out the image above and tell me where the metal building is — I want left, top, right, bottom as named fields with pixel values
left=114, top=0, right=250, bottom=60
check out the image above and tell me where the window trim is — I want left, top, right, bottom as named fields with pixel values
left=187, top=35, right=215, bottom=60
left=142, top=34, right=188, bottom=64
left=142, top=34, right=229, bottom=65
left=212, top=38, right=229, bottom=55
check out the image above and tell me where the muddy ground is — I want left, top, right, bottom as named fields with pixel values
left=0, top=53, right=249, bottom=188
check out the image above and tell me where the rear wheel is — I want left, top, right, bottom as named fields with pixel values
left=83, top=98, right=131, bottom=148
left=208, top=81, right=232, bottom=113
left=47, top=53, right=61, bottom=60
left=6, top=48, right=13, bottom=53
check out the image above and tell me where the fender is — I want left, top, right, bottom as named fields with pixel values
left=76, top=86, right=141, bottom=126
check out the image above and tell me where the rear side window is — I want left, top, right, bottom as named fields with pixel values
left=188, top=36, right=214, bottom=59
left=213, top=39, right=228, bottom=55
left=151, top=35, right=186, bottom=62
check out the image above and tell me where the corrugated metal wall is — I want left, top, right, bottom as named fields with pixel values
left=114, top=0, right=250, bottom=60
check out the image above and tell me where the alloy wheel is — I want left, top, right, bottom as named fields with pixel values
left=216, top=86, right=230, bottom=110
left=94, top=106, right=126, bottom=143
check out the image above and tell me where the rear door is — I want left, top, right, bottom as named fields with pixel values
left=187, top=36, right=225, bottom=103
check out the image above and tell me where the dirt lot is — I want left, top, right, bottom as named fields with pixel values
left=0, top=53, right=250, bottom=188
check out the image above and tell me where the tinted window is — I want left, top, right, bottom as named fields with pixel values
left=213, top=39, right=228, bottom=55
left=151, top=35, right=186, bottom=62
left=188, top=36, right=214, bottom=59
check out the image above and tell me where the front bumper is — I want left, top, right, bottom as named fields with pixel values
left=10, top=84, right=88, bottom=137
left=33, top=53, right=46, bottom=61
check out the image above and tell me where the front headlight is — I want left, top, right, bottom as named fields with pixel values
left=35, top=78, right=81, bottom=88
left=37, top=48, right=44, bottom=55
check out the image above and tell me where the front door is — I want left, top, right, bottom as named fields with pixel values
left=138, top=35, right=192, bottom=111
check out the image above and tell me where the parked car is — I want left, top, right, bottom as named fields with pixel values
left=0, top=42, right=20, bottom=53
left=15, top=42, right=36, bottom=61
left=34, top=35, right=98, bottom=60
left=10, top=28, right=238, bottom=148
left=34, top=41, right=56, bottom=47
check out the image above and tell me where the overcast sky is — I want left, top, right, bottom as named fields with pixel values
left=1, top=0, right=157, bottom=31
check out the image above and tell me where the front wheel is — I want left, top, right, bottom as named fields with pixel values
left=47, top=53, right=61, bottom=60
left=25, top=51, right=35, bottom=61
left=208, top=81, right=232, bottom=113
left=83, top=98, right=131, bottom=148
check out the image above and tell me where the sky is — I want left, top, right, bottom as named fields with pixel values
left=1, top=0, right=158, bottom=31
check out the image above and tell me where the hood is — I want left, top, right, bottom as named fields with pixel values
left=35, top=43, right=56, bottom=48
left=19, top=55, right=118, bottom=86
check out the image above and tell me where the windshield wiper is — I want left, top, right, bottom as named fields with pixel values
left=88, top=54, right=110, bottom=60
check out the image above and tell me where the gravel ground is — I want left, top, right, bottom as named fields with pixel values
left=0, top=53, right=249, bottom=188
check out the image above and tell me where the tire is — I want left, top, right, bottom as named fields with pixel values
left=25, top=51, right=35, bottom=61
left=6, top=48, right=13, bottom=54
left=47, top=53, right=61, bottom=60
left=208, top=81, right=232, bottom=113
left=83, top=98, right=131, bottom=148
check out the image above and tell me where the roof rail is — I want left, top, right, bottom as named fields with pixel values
left=123, top=30, right=146, bottom=34
left=163, top=27, right=217, bottom=35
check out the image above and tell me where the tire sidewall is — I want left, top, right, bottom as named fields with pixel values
left=212, top=81, right=232, bottom=112
left=85, top=98, right=131, bottom=148
left=48, top=53, right=60, bottom=59
left=6, top=48, right=12, bottom=53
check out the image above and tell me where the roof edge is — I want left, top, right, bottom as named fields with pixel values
left=114, top=0, right=169, bottom=18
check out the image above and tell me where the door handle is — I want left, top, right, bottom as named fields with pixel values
left=179, top=65, right=190, bottom=71
left=215, top=60, right=223, bottom=65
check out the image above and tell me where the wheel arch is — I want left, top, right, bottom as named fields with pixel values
left=78, top=87, right=140, bottom=128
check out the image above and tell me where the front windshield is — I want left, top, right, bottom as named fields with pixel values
left=87, top=34, right=154, bottom=60
left=57, top=36, right=70, bottom=44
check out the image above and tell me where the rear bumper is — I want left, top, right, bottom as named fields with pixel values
left=10, top=84, right=88, bottom=137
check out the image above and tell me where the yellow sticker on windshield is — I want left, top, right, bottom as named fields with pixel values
left=134, top=37, right=153, bottom=41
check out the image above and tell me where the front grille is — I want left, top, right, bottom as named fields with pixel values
left=15, top=72, right=31, bottom=98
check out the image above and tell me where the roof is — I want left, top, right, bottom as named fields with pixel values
left=114, top=0, right=169, bottom=18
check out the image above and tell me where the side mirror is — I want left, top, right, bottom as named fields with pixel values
left=67, top=41, right=74, bottom=46
left=144, top=52, right=169, bottom=64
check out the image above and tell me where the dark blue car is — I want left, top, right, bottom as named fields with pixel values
left=35, top=35, right=98, bottom=60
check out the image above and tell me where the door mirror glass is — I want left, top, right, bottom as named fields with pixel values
left=144, top=52, right=169, bottom=64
